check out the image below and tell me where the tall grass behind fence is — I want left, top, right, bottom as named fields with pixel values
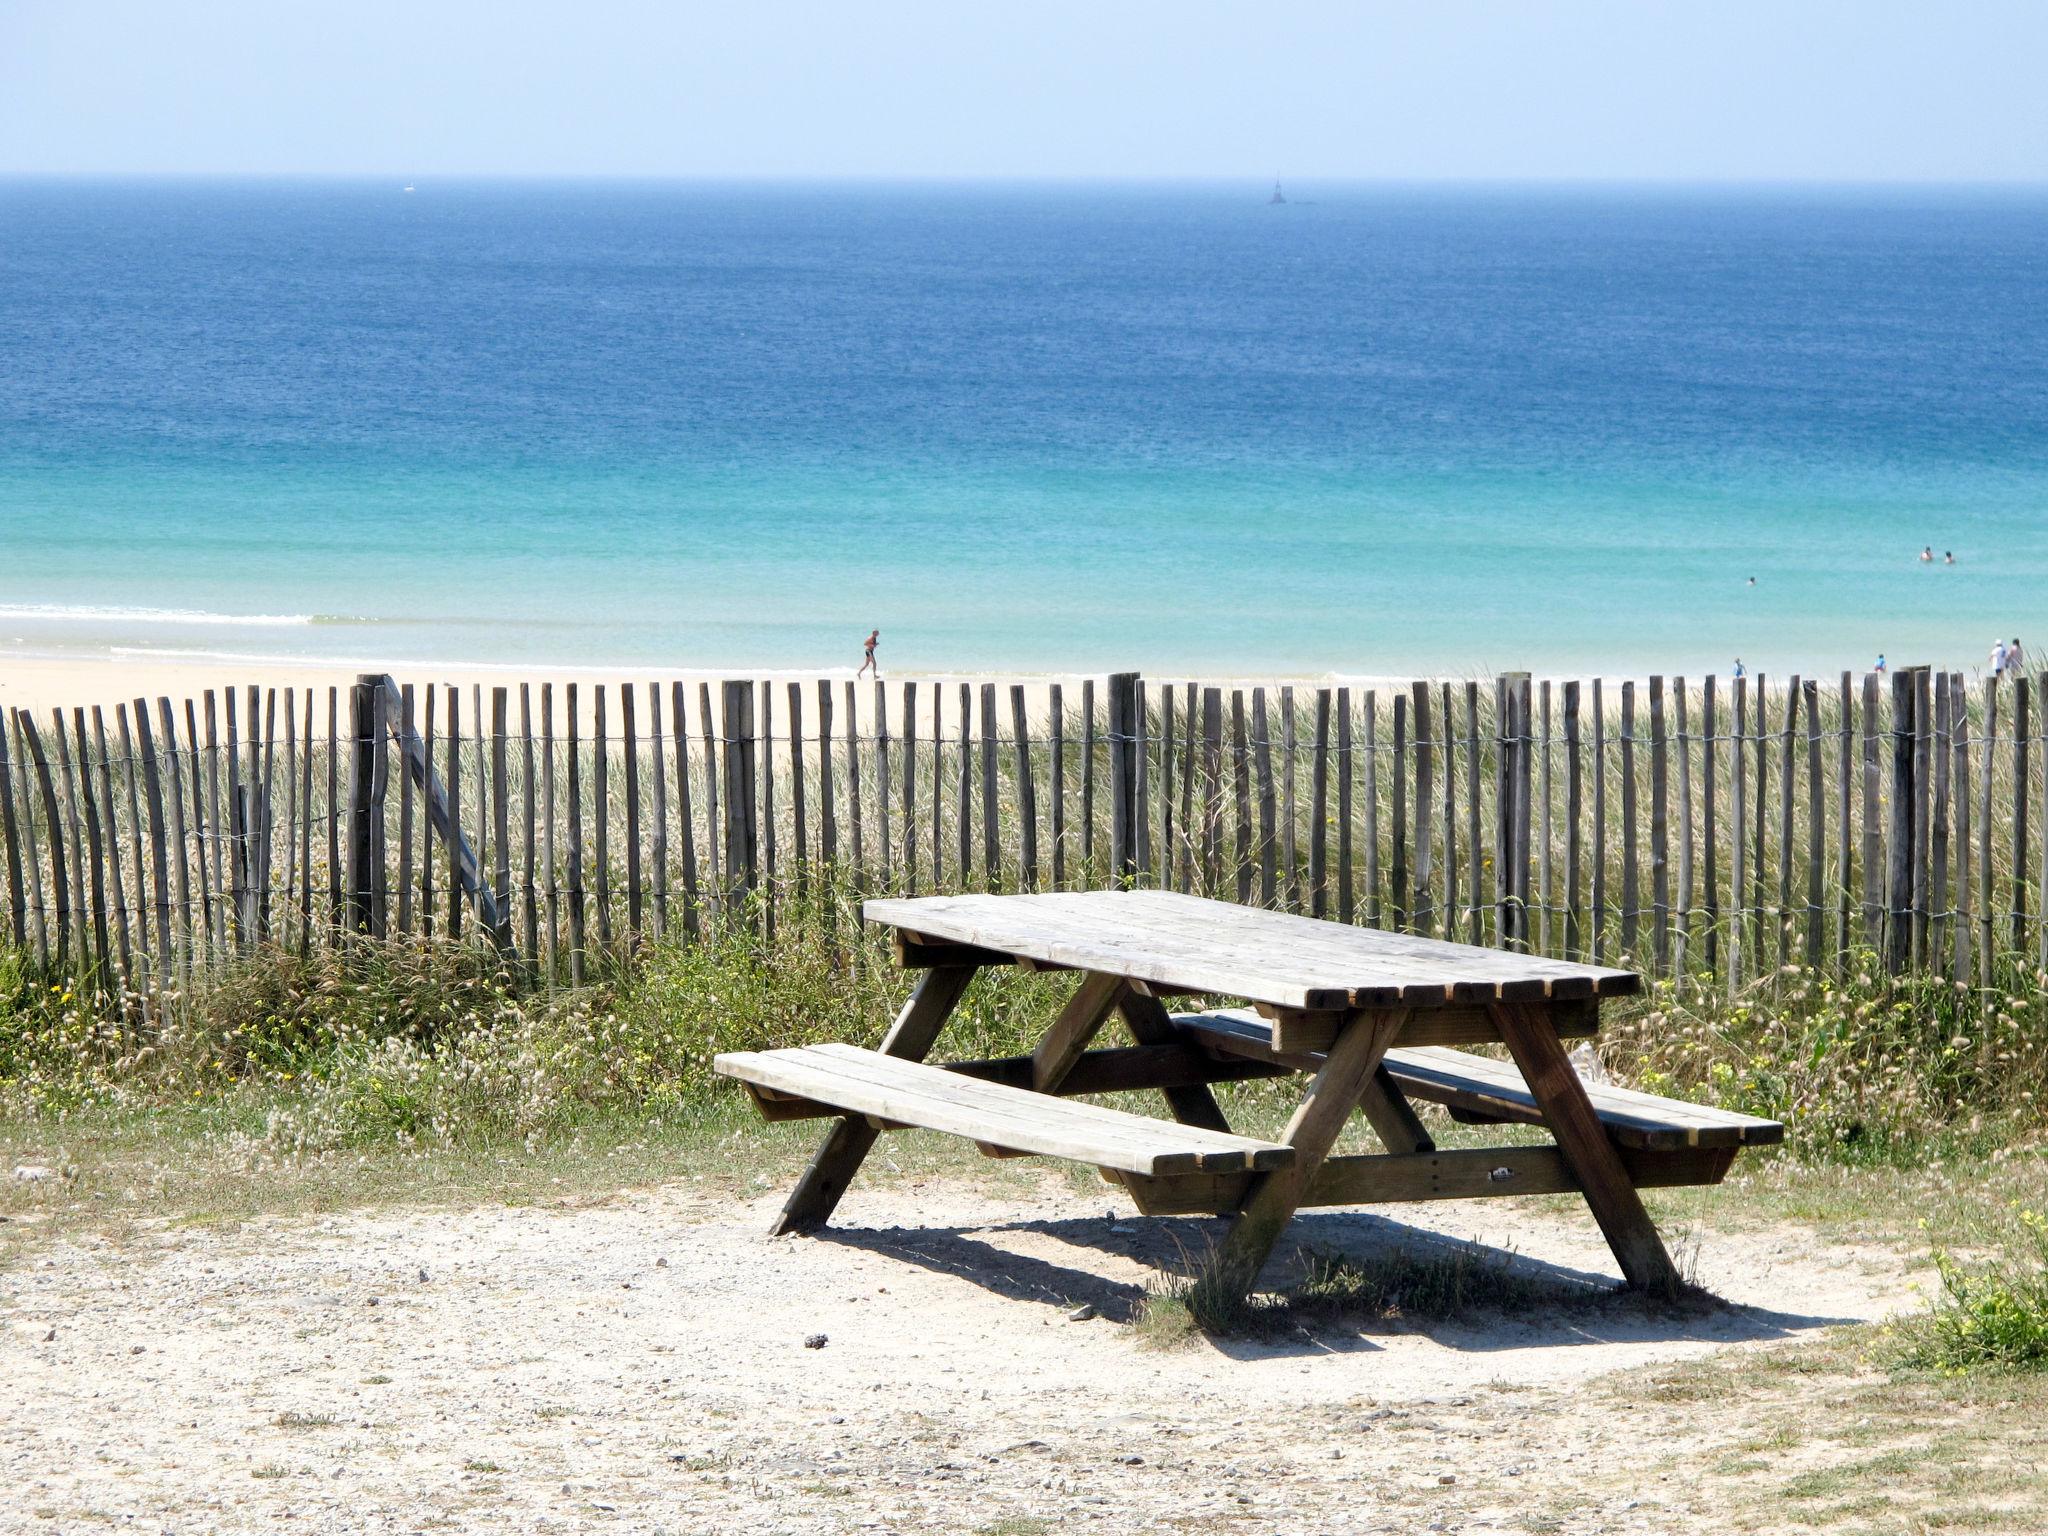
left=1, top=666, right=2039, bottom=1016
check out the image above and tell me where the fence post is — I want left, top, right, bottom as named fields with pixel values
left=1108, top=672, right=1140, bottom=885
left=721, top=680, right=758, bottom=914
left=346, top=675, right=386, bottom=937
left=1885, top=667, right=1917, bottom=975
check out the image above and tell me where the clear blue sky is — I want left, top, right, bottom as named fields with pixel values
left=3, top=0, right=2041, bottom=180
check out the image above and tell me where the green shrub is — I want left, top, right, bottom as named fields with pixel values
left=1895, top=1202, right=2048, bottom=1373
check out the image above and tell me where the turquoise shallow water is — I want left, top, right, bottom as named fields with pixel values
left=2, top=180, right=2044, bottom=676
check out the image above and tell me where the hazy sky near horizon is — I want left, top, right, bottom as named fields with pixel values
left=2, top=0, right=2042, bottom=181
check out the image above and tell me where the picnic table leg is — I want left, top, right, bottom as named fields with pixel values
left=1115, top=990, right=1234, bottom=1133
left=1490, top=998, right=1680, bottom=1294
left=770, top=964, right=980, bottom=1236
left=1197, top=1008, right=1408, bottom=1306
left=1031, top=971, right=1130, bottom=1091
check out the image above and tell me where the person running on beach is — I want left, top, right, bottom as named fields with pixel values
left=857, top=628, right=879, bottom=678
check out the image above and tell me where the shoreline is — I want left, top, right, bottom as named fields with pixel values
left=0, top=650, right=1986, bottom=729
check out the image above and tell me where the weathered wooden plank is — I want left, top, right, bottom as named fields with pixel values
left=1564, top=680, right=1583, bottom=960
left=841, top=678, right=861, bottom=890
left=1648, top=677, right=1668, bottom=973
left=762, top=683, right=779, bottom=926
left=647, top=684, right=669, bottom=939
left=1914, top=668, right=1934, bottom=968
left=785, top=681, right=807, bottom=904
left=564, top=685, right=585, bottom=976
left=57, top=710, right=93, bottom=967
left=957, top=682, right=973, bottom=885
left=1081, top=678, right=1096, bottom=871
left=491, top=688, right=511, bottom=952
left=592, top=685, right=614, bottom=950
left=620, top=683, right=643, bottom=939
left=1773, top=676, right=1798, bottom=970
left=154, top=700, right=192, bottom=978
left=1673, top=679, right=1694, bottom=974
left=1980, top=676, right=1998, bottom=985
left=444, top=686, right=464, bottom=940
left=1619, top=681, right=1638, bottom=960
left=1281, top=686, right=1300, bottom=913
left=1133, top=678, right=1150, bottom=883
left=10, top=713, right=50, bottom=965
left=1804, top=676, right=1828, bottom=966
left=1011, top=684, right=1038, bottom=890
left=1048, top=682, right=1064, bottom=889
left=1930, top=674, right=1952, bottom=969
left=816, top=678, right=838, bottom=884
left=1952, top=673, right=1972, bottom=982
left=1364, top=690, right=1381, bottom=926
left=2015, top=675, right=2032, bottom=952
left=1179, top=681, right=1198, bottom=895
left=1200, top=686, right=1223, bottom=896
left=1311, top=688, right=1331, bottom=919
left=1835, top=673, right=1852, bottom=967
left=721, top=680, right=757, bottom=910
left=18, top=712, right=68, bottom=963
left=1590, top=680, right=1607, bottom=962
left=900, top=680, right=919, bottom=894
left=866, top=889, right=1640, bottom=1010
left=723, top=1041, right=1292, bottom=1175
left=1390, top=690, right=1408, bottom=931
left=88, top=708, right=133, bottom=997
left=930, top=682, right=944, bottom=888
left=875, top=679, right=893, bottom=887
left=698, top=681, right=721, bottom=898
left=670, top=681, right=700, bottom=938
left=1120, top=1144, right=1743, bottom=1215
left=1251, top=688, right=1277, bottom=908
left=1231, top=690, right=1253, bottom=903
left=1886, top=668, right=1914, bottom=974
left=539, top=685, right=556, bottom=974
left=132, top=700, right=173, bottom=989
left=1464, top=683, right=1482, bottom=946
left=1702, top=675, right=1719, bottom=974
left=1108, top=673, right=1138, bottom=885
left=1728, top=677, right=1748, bottom=991
left=0, top=703, right=22, bottom=949
left=1538, top=680, right=1553, bottom=956
left=521, top=685, right=539, bottom=954
left=1862, top=672, right=1884, bottom=947
left=1412, top=681, right=1434, bottom=937
left=1337, top=687, right=1355, bottom=925
left=1157, top=681, right=1175, bottom=897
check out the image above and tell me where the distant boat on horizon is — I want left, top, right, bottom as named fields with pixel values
left=403, top=184, right=416, bottom=194
left=1268, top=182, right=1286, bottom=205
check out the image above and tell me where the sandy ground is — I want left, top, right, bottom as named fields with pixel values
left=2, top=1172, right=1913, bottom=1535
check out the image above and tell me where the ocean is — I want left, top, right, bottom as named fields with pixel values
left=2, top=179, right=2044, bottom=677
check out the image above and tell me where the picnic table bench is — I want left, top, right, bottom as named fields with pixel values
left=715, top=890, right=1782, bottom=1299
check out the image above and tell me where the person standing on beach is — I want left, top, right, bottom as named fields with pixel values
left=1733, top=658, right=1745, bottom=679
left=1874, top=653, right=1886, bottom=674
left=2010, top=637, right=2025, bottom=677
left=1992, top=637, right=2009, bottom=676
left=857, top=628, right=879, bottom=678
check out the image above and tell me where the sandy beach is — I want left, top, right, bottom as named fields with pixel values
left=0, top=652, right=1453, bottom=734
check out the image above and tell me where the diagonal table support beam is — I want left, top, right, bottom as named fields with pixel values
left=1197, top=1008, right=1409, bottom=1307
left=1490, top=998, right=1680, bottom=1294
left=1116, top=989, right=1234, bottom=1133
left=770, top=964, right=980, bottom=1235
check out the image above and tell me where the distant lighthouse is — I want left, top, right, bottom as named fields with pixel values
left=1269, top=181, right=1287, bottom=205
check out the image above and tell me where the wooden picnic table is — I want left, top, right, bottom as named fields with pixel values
left=716, top=890, right=1781, bottom=1300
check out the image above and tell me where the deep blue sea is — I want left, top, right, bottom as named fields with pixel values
left=2, top=180, right=2044, bottom=676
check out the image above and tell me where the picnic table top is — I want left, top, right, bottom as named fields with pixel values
left=863, top=890, right=1640, bottom=1011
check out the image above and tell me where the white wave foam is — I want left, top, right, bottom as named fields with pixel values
left=0, top=603, right=320, bottom=628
